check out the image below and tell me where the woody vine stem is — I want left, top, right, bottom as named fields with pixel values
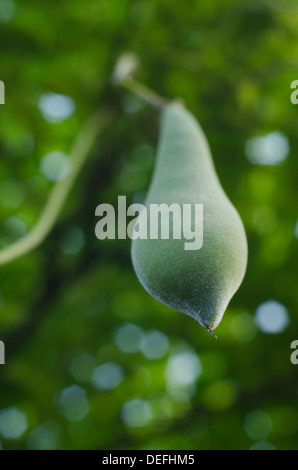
left=0, top=111, right=107, bottom=266
left=121, top=76, right=169, bottom=109
left=0, top=58, right=166, bottom=266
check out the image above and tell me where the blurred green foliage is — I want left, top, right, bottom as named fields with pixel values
left=0, top=0, right=298, bottom=450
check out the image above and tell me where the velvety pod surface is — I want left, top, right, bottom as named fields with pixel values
left=131, top=102, right=247, bottom=332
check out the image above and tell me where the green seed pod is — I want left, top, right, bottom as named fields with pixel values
left=131, top=102, right=247, bottom=335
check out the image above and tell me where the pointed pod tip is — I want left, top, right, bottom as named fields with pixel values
left=206, top=327, right=218, bottom=340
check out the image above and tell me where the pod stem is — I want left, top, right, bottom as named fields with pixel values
left=113, top=53, right=178, bottom=109
left=0, top=110, right=109, bottom=266
left=121, top=76, right=169, bottom=110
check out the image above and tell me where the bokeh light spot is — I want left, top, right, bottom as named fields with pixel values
left=0, top=0, right=16, bottom=24
left=38, top=92, right=76, bottom=123
left=40, top=151, right=72, bottom=181
left=91, top=362, right=124, bottom=391
left=26, top=421, right=62, bottom=450
left=245, top=131, right=289, bottom=165
left=140, top=329, right=170, bottom=360
left=254, top=300, right=289, bottom=333
left=249, top=440, right=275, bottom=450
left=0, top=407, right=28, bottom=440
left=114, top=323, right=144, bottom=353
left=2, top=216, right=28, bottom=244
left=121, top=399, right=153, bottom=427
left=58, top=385, right=89, bottom=422
left=166, top=350, right=201, bottom=388
left=244, top=410, right=272, bottom=440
